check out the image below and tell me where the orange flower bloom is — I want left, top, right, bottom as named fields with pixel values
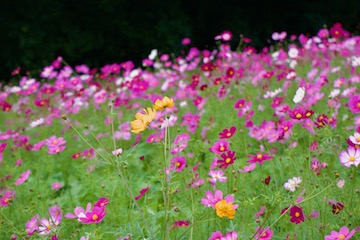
left=130, top=108, right=156, bottom=134
left=215, top=200, right=236, bottom=219
left=153, top=96, right=175, bottom=110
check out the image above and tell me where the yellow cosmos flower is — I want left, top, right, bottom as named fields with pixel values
left=130, top=108, right=156, bottom=134
left=215, top=200, right=236, bottom=219
left=153, top=96, right=175, bottom=111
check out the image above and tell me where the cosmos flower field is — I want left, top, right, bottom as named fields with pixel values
left=0, top=22, right=360, bottom=239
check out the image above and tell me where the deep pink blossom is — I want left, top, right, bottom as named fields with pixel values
left=247, top=153, right=273, bottom=165
left=0, top=190, right=16, bottom=207
left=289, top=206, right=305, bottom=224
left=15, top=169, right=31, bottom=185
left=79, top=206, right=107, bottom=224
left=170, top=156, right=187, bottom=172
left=348, top=94, right=360, bottom=114
left=218, top=126, right=236, bottom=139
left=135, top=187, right=149, bottom=201
left=209, top=139, right=229, bottom=154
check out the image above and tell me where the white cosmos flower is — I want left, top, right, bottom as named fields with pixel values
left=148, top=49, right=158, bottom=60
left=293, top=87, right=305, bottom=103
left=284, top=176, right=302, bottom=192
left=288, top=48, right=299, bottom=58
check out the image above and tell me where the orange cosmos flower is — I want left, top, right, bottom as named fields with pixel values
left=153, top=96, right=175, bottom=110
left=215, top=200, right=236, bottom=219
left=130, top=108, right=156, bottom=134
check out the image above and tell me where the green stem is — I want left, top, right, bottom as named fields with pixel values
left=109, top=115, right=154, bottom=239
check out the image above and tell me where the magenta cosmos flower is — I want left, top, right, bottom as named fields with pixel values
left=254, top=226, right=273, bottom=240
left=170, top=156, right=187, bottom=172
left=218, top=126, right=236, bottom=139
left=79, top=206, right=107, bottom=224
left=209, top=139, right=229, bottom=154
left=339, top=147, right=360, bottom=168
left=135, top=187, right=149, bottom=201
left=348, top=94, right=360, bottom=114
left=324, top=226, right=355, bottom=240
left=289, top=206, right=305, bottom=224
left=247, top=153, right=273, bottom=165
left=15, top=169, right=31, bottom=185
left=217, top=151, right=236, bottom=169
left=0, top=190, right=16, bottom=207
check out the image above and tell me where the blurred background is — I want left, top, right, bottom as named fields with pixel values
left=1, top=0, right=359, bottom=81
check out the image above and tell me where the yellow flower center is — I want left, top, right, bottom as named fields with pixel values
left=257, top=154, right=262, bottom=159
left=219, top=146, right=225, bottom=151
left=225, top=158, right=231, bottom=163
left=357, top=103, right=360, bottom=108
left=226, top=132, right=231, bottom=137
left=306, top=112, right=311, bottom=117
left=295, top=212, right=300, bottom=217
left=92, top=214, right=99, bottom=221
left=350, top=156, right=355, bottom=162
left=357, top=137, right=360, bottom=142
left=283, top=126, right=288, bottom=131
left=338, top=234, right=345, bottom=239
left=238, top=103, right=243, bottom=108
left=296, top=113, right=302, bottom=119
left=176, top=162, right=181, bottom=167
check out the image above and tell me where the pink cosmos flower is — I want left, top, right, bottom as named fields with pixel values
left=238, top=163, right=256, bottom=173
left=48, top=205, right=62, bottom=225
left=15, top=169, right=31, bottom=185
left=0, top=190, right=16, bottom=207
left=348, top=94, right=360, bottom=114
left=201, top=189, right=238, bottom=210
left=0, top=142, right=7, bottom=153
left=95, top=197, right=109, bottom=207
left=208, top=170, right=227, bottom=185
left=51, top=182, right=62, bottom=190
left=30, top=206, right=62, bottom=236
left=209, top=139, right=229, bottom=154
left=339, top=147, right=360, bottom=168
left=348, top=132, right=360, bottom=146
left=65, top=203, right=92, bottom=220
left=173, top=220, right=189, bottom=227
left=254, top=226, right=273, bottom=240
left=48, top=145, right=66, bottom=154
left=171, top=133, right=190, bottom=154
left=170, top=156, right=187, bottom=172
left=112, top=148, right=123, bottom=156
left=324, top=226, right=355, bottom=240
left=254, top=206, right=266, bottom=219
left=25, top=215, right=39, bottom=236
left=79, top=206, right=107, bottom=224
left=221, top=231, right=238, bottom=240
left=209, top=231, right=223, bottom=240
left=93, top=89, right=108, bottom=105
left=45, top=136, right=66, bottom=148
left=182, top=38, right=191, bottom=45
left=135, top=187, right=149, bottom=201
left=247, top=153, right=273, bottom=165
left=215, top=31, right=233, bottom=41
